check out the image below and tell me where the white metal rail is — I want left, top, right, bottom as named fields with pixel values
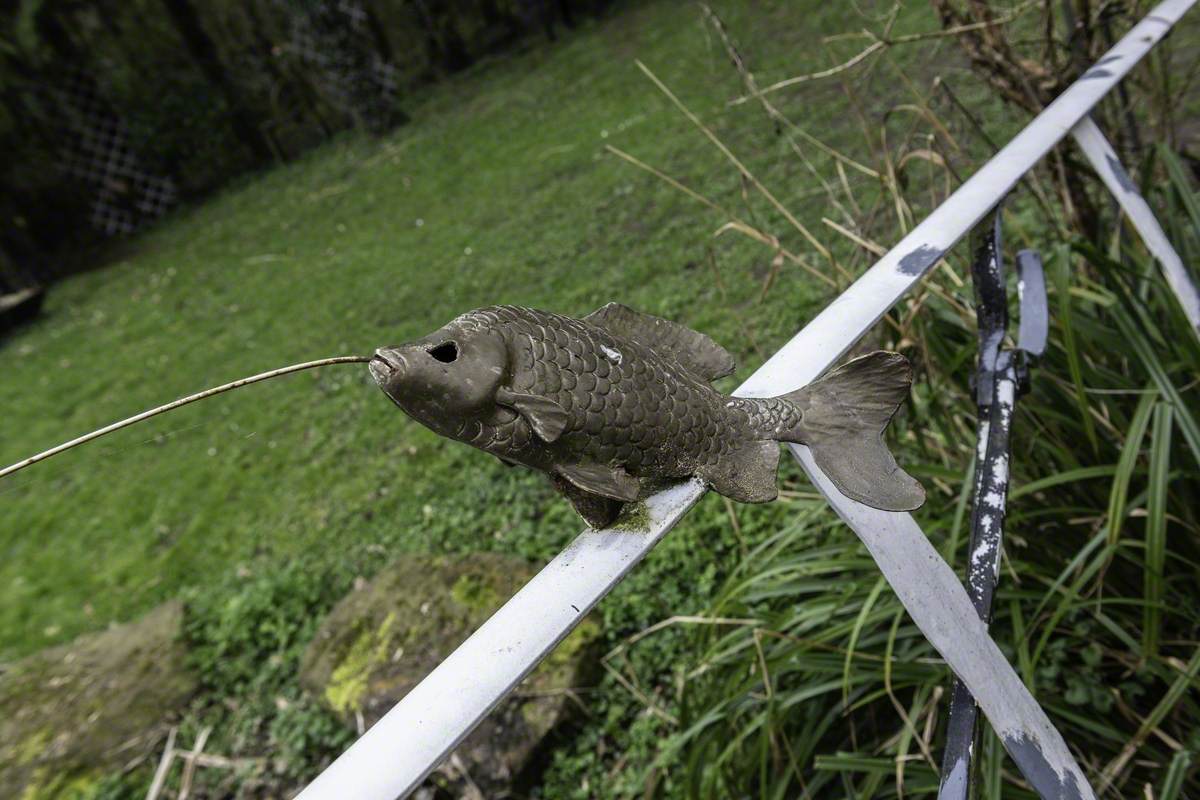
left=1071, top=115, right=1200, bottom=332
left=296, top=3, right=1196, bottom=798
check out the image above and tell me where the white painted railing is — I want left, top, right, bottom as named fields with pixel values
left=295, top=3, right=1198, bottom=798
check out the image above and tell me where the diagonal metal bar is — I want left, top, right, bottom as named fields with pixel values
left=295, top=3, right=1194, bottom=798
left=1070, top=115, right=1200, bottom=334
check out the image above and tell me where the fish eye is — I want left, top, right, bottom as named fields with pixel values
left=428, top=341, right=459, bottom=363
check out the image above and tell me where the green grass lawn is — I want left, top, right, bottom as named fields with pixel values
left=0, top=0, right=962, bottom=662
left=1, top=0, right=1025, bottom=794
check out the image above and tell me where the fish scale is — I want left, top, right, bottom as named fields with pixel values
left=370, top=303, right=924, bottom=527
left=499, top=307, right=736, bottom=473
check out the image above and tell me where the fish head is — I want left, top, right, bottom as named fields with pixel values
left=370, top=324, right=508, bottom=429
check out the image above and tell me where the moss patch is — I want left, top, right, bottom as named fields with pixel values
left=19, top=769, right=101, bottom=800
left=450, top=573, right=504, bottom=612
left=13, top=729, right=52, bottom=769
left=324, top=612, right=397, bottom=715
left=0, top=601, right=196, bottom=799
left=613, top=500, right=651, bottom=532
left=299, top=553, right=541, bottom=716
left=300, top=553, right=601, bottom=795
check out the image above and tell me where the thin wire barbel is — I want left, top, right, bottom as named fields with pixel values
left=0, top=356, right=371, bottom=481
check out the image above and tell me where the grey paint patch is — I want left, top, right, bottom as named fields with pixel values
left=1146, top=15, right=1172, bottom=25
left=897, top=244, right=943, bottom=276
left=1105, top=153, right=1138, bottom=193
left=1095, top=54, right=1122, bottom=65
left=1002, top=733, right=1088, bottom=800
left=941, top=757, right=969, bottom=798
left=1081, top=68, right=1113, bottom=80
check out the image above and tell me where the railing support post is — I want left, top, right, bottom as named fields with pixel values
left=938, top=209, right=1048, bottom=800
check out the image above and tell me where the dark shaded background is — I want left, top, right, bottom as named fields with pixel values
left=0, top=0, right=616, bottom=294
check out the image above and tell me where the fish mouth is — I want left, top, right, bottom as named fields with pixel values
left=369, top=348, right=406, bottom=385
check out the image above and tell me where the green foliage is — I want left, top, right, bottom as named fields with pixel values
left=603, top=9, right=1200, bottom=795
left=11, top=0, right=47, bottom=59
left=176, top=561, right=357, bottom=788
left=183, top=558, right=353, bottom=695
left=86, top=772, right=145, bottom=800
left=2, top=0, right=1199, bottom=797
left=629, top=222, right=1200, bottom=797
left=0, top=3, right=845, bottom=793
left=267, top=696, right=356, bottom=781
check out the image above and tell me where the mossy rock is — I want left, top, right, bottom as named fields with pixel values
left=300, top=554, right=601, bottom=794
left=0, top=601, right=197, bottom=799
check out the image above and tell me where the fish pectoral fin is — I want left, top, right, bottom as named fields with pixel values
left=555, top=462, right=640, bottom=503
left=701, top=439, right=780, bottom=503
left=494, top=455, right=520, bottom=468
left=583, top=302, right=735, bottom=382
left=496, top=387, right=569, bottom=443
left=552, top=475, right=625, bottom=529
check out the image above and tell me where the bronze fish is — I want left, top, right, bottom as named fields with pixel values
left=369, top=304, right=924, bottom=528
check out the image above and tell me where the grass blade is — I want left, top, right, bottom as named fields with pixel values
left=1106, top=388, right=1157, bottom=549
left=1142, top=402, right=1173, bottom=658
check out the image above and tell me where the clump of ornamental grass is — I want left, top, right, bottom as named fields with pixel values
left=603, top=6, right=1200, bottom=798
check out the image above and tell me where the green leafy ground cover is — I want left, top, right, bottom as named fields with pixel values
left=3, top=0, right=1198, bottom=797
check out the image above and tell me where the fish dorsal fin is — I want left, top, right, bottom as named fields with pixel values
left=555, top=461, right=640, bottom=502
left=583, top=303, right=735, bottom=382
left=496, top=387, right=569, bottom=443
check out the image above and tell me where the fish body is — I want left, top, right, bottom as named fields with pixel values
left=370, top=304, right=923, bottom=527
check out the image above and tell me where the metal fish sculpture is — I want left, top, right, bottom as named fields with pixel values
left=369, top=304, right=924, bottom=528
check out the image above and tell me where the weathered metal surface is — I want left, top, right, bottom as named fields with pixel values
left=1070, top=115, right=1200, bottom=334
left=295, top=3, right=1194, bottom=798
left=938, top=213, right=1049, bottom=800
left=370, top=304, right=923, bottom=526
left=793, top=444, right=1091, bottom=800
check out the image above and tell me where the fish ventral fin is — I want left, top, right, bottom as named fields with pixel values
left=780, top=351, right=925, bottom=512
left=555, top=462, right=640, bottom=503
left=702, top=439, right=780, bottom=503
left=552, top=475, right=625, bottom=529
left=496, top=387, right=569, bottom=443
left=583, top=302, right=735, bottom=383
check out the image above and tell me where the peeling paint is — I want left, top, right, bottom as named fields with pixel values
left=1105, top=153, right=1138, bottom=193
left=1073, top=115, right=1200, bottom=331
left=600, top=344, right=623, bottom=364
left=897, top=244, right=943, bottom=276
left=941, top=757, right=969, bottom=797
left=992, top=453, right=1009, bottom=486
left=1002, top=733, right=1088, bottom=800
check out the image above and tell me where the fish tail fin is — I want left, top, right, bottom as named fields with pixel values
left=777, top=351, right=925, bottom=512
